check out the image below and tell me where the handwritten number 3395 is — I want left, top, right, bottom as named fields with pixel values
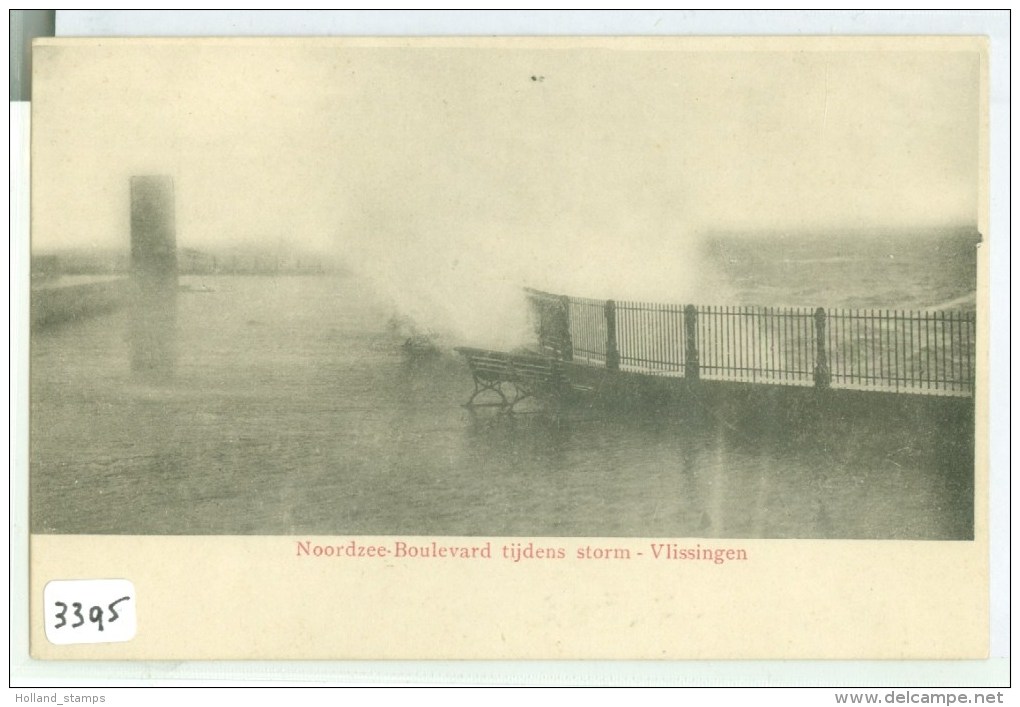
left=53, top=597, right=130, bottom=632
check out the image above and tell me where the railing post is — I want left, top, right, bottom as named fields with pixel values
left=813, top=307, right=830, bottom=389
left=605, top=299, right=619, bottom=371
left=684, top=304, right=699, bottom=382
left=526, top=290, right=545, bottom=349
left=559, top=294, right=573, bottom=361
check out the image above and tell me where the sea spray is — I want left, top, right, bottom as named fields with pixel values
left=339, top=228, right=534, bottom=351
left=337, top=212, right=732, bottom=352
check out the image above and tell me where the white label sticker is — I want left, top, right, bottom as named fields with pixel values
left=43, top=579, right=137, bottom=645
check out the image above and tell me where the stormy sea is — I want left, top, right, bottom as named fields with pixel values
left=29, top=230, right=978, bottom=539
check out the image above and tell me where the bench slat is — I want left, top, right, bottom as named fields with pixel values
left=456, top=347, right=563, bottom=387
left=455, top=345, right=581, bottom=410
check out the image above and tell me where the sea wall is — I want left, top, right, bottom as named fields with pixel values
left=562, top=361, right=974, bottom=459
left=31, top=278, right=129, bottom=328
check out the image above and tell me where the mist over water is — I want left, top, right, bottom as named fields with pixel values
left=340, top=225, right=977, bottom=352
left=30, top=232, right=976, bottom=539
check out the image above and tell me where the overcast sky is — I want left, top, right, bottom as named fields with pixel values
left=31, top=38, right=983, bottom=329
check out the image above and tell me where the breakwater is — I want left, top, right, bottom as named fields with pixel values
left=31, top=276, right=129, bottom=328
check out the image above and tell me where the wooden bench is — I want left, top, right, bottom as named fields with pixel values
left=454, top=347, right=570, bottom=411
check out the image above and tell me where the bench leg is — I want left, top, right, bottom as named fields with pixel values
left=505, top=383, right=536, bottom=413
left=465, top=377, right=510, bottom=408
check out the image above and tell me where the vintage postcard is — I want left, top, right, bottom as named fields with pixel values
left=27, top=36, right=989, bottom=660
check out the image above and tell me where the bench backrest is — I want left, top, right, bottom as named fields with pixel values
left=454, top=347, right=563, bottom=386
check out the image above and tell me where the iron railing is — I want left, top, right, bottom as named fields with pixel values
left=526, top=290, right=976, bottom=397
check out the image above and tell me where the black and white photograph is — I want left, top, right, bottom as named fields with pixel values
left=23, top=33, right=992, bottom=661
left=30, top=38, right=982, bottom=540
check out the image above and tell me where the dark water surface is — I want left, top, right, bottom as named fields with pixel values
left=30, top=270, right=974, bottom=539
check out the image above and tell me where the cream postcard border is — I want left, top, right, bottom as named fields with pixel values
left=23, top=34, right=993, bottom=664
